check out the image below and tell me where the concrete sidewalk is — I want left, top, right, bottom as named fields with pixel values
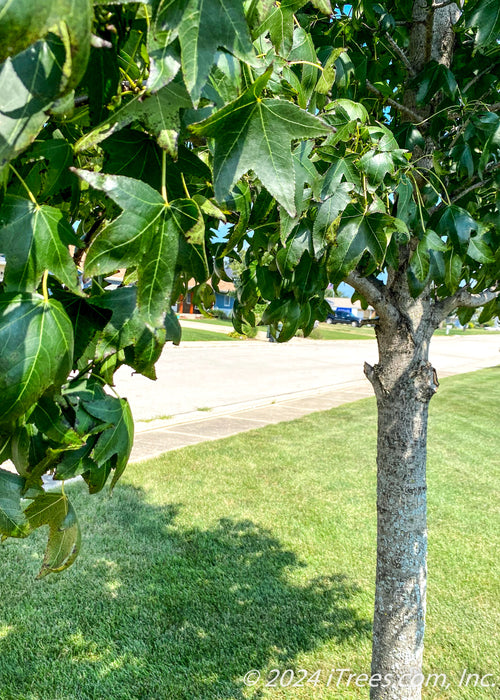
left=128, top=333, right=499, bottom=463
left=130, top=379, right=372, bottom=462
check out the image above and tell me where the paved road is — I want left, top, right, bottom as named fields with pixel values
left=114, top=334, right=500, bottom=424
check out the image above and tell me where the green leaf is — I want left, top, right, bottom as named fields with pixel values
left=30, top=396, right=83, bottom=448
left=316, top=48, right=344, bottom=95
left=24, top=492, right=80, bottom=578
left=256, top=0, right=306, bottom=54
left=102, top=129, right=162, bottom=191
left=75, top=82, right=192, bottom=154
left=359, top=150, right=395, bottom=185
left=445, top=253, right=463, bottom=293
left=410, top=240, right=430, bottom=282
left=146, top=34, right=181, bottom=92
left=327, top=204, right=394, bottom=283
left=323, top=99, right=368, bottom=147
left=28, top=137, right=74, bottom=199
left=464, top=0, right=500, bottom=49
left=437, top=205, right=478, bottom=253
left=0, top=469, right=30, bottom=538
left=320, top=154, right=361, bottom=197
left=52, top=289, right=112, bottom=365
left=153, top=0, right=255, bottom=104
left=0, top=294, right=73, bottom=428
left=287, top=26, right=319, bottom=107
left=395, top=175, right=416, bottom=226
left=76, top=170, right=202, bottom=327
left=424, top=229, right=448, bottom=252
left=85, top=45, right=120, bottom=125
left=0, top=196, right=81, bottom=293
left=467, top=235, right=495, bottom=263
left=0, top=37, right=66, bottom=167
left=366, top=125, right=399, bottom=152
left=191, top=68, right=330, bottom=216
left=277, top=223, right=312, bottom=273
left=416, top=62, right=458, bottom=104
left=310, top=0, right=332, bottom=13
left=0, top=0, right=92, bottom=87
left=261, top=297, right=302, bottom=342
left=85, top=396, right=134, bottom=491
left=313, top=182, right=354, bottom=257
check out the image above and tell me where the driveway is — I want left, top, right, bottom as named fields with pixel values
left=114, top=334, right=500, bottom=423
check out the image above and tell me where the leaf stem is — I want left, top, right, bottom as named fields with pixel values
left=9, top=164, right=37, bottom=205
left=287, top=60, right=324, bottom=72
left=161, top=150, right=169, bottom=204
left=408, top=172, right=426, bottom=232
left=180, top=172, right=190, bottom=199
left=42, top=270, right=49, bottom=302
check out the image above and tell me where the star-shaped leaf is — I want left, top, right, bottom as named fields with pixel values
left=0, top=196, right=81, bottom=294
left=327, top=203, right=405, bottom=283
left=24, top=491, right=80, bottom=578
left=75, top=169, right=204, bottom=328
left=191, top=68, right=331, bottom=216
left=153, top=0, right=255, bottom=104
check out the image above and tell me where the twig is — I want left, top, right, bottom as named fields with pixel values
left=366, top=80, right=424, bottom=122
left=463, top=66, right=493, bottom=94
left=74, top=94, right=89, bottom=107
left=384, top=32, right=415, bottom=77
left=450, top=161, right=500, bottom=204
left=429, top=161, right=500, bottom=216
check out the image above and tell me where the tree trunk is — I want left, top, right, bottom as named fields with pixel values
left=367, top=319, right=438, bottom=700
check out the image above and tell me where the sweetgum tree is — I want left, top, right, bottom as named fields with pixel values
left=0, top=1, right=498, bottom=698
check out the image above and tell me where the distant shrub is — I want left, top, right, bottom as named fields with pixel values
left=212, top=308, right=230, bottom=320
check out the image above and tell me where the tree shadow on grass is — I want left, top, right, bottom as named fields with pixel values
left=0, top=483, right=371, bottom=700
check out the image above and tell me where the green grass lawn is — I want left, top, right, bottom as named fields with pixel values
left=315, top=323, right=376, bottom=340
left=0, top=368, right=498, bottom=699
left=180, top=319, right=495, bottom=342
left=433, top=327, right=498, bottom=336
left=180, top=326, right=238, bottom=341
left=180, top=316, right=236, bottom=326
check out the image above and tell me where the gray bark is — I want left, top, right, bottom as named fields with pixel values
left=349, top=267, right=439, bottom=700
left=367, top=316, right=437, bottom=700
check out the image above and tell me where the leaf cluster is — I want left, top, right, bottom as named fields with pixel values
left=0, top=0, right=499, bottom=572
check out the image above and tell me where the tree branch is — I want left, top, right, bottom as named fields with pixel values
left=463, top=66, right=493, bottom=94
left=345, top=271, right=399, bottom=326
left=432, top=287, right=498, bottom=325
left=366, top=80, right=425, bottom=123
left=383, top=33, right=416, bottom=77
left=429, top=161, right=500, bottom=216
left=450, top=161, right=500, bottom=204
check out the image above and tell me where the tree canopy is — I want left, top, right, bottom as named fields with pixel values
left=0, top=0, right=498, bottom=591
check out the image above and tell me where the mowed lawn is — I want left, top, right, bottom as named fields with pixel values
left=0, top=368, right=498, bottom=699
left=180, top=326, right=237, bottom=341
left=180, top=318, right=496, bottom=341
